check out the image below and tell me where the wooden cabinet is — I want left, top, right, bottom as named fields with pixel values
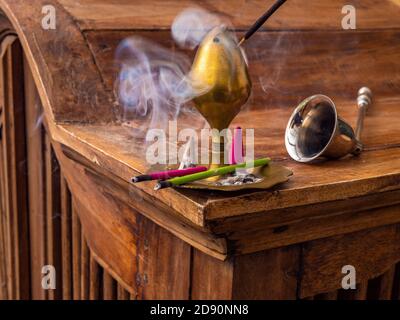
left=0, top=0, right=399, bottom=300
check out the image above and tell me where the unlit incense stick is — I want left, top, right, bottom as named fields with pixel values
left=132, top=166, right=207, bottom=183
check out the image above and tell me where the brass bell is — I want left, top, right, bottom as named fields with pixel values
left=285, top=87, right=372, bottom=162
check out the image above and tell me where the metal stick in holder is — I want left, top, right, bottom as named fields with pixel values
left=285, top=87, right=373, bottom=162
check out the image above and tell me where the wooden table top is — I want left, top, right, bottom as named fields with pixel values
left=3, top=0, right=400, bottom=228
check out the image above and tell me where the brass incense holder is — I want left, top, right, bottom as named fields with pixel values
left=174, top=2, right=290, bottom=190
left=183, top=26, right=294, bottom=190
left=190, top=26, right=252, bottom=169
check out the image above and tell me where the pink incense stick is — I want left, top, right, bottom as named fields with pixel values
left=230, top=127, right=244, bottom=164
left=132, top=166, right=208, bottom=183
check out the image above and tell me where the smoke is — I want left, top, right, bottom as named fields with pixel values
left=172, top=7, right=226, bottom=49
left=116, top=37, right=194, bottom=131
left=249, top=32, right=304, bottom=101
left=115, top=7, right=226, bottom=134
left=256, top=33, right=286, bottom=95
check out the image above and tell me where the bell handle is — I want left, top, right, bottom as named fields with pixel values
left=355, top=87, right=372, bottom=143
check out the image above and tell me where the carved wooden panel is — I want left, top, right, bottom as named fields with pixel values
left=0, top=36, right=134, bottom=300
left=0, top=37, right=30, bottom=300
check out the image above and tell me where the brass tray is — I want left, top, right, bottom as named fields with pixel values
left=178, top=163, right=292, bottom=191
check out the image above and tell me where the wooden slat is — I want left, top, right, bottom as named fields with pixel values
left=315, top=291, right=338, bottom=300
left=353, top=282, right=369, bottom=301
left=367, top=268, right=394, bottom=300
left=7, top=42, right=28, bottom=299
left=338, top=281, right=368, bottom=300
left=0, top=206, right=6, bottom=299
left=378, top=266, right=396, bottom=300
left=191, top=249, right=233, bottom=300
left=89, top=255, right=101, bottom=300
left=45, top=135, right=62, bottom=300
left=72, top=204, right=81, bottom=300
left=81, top=234, right=90, bottom=300
left=0, top=223, right=5, bottom=299
left=0, top=37, right=13, bottom=300
left=392, top=263, right=400, bottom=300
left=1, top=40, right=14, bottom=300
left=62, top=167, right=140, bottom=291
left=103, top=272, right=117, bottom=300
left=136, top=217, right=191, bottom=300
left=60, top=175, right=72, bottom=300
left=232, top=246, right=300, bottom=300
left=0, top=103, right=7, bottom=299
left=130, top=292, right=137, bottom=300
left=24, top=51, right=47, bottom=300
left=2, top=39, right=30, bottom=300
left=117, top=284, right=130, bottom=300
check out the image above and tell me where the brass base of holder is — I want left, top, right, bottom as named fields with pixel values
left=178, top=163, right=292, bottom=192
left=206, top=134, right=227, bottom=181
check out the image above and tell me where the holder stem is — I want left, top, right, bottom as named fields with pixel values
left=210, top=130, right=226, bottom=170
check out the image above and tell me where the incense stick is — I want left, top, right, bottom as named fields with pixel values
left=132, top=166, right=208, bottom=183
left=154, top=158, right=270, bottom=190
left=230, top=127, right=244, bottom=165
left=238, top=0, right=287, bottom=46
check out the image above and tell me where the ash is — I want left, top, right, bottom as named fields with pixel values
left=215, top=172, right=262, bottom=186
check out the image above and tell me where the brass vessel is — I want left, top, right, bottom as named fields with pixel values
left=190, top=26, right=252, bottom=169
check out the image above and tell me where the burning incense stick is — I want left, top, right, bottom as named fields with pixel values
left=154, top=158, right=270, bottom=190
left=132, top=166, right=207, bottom=183
left=179, top=136, right=197, bottom=170
left=238, top=0, right=287, bottom=46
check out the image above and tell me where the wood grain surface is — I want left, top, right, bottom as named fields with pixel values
left=57, top=0, right=400, bottom=31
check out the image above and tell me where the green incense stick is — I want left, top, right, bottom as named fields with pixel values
left=154, top=158, right=270, bottom=190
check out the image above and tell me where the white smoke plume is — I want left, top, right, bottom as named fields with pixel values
left=115, top=7, right=231, bottom=135
left=172, top=7, right=226, bottom=49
